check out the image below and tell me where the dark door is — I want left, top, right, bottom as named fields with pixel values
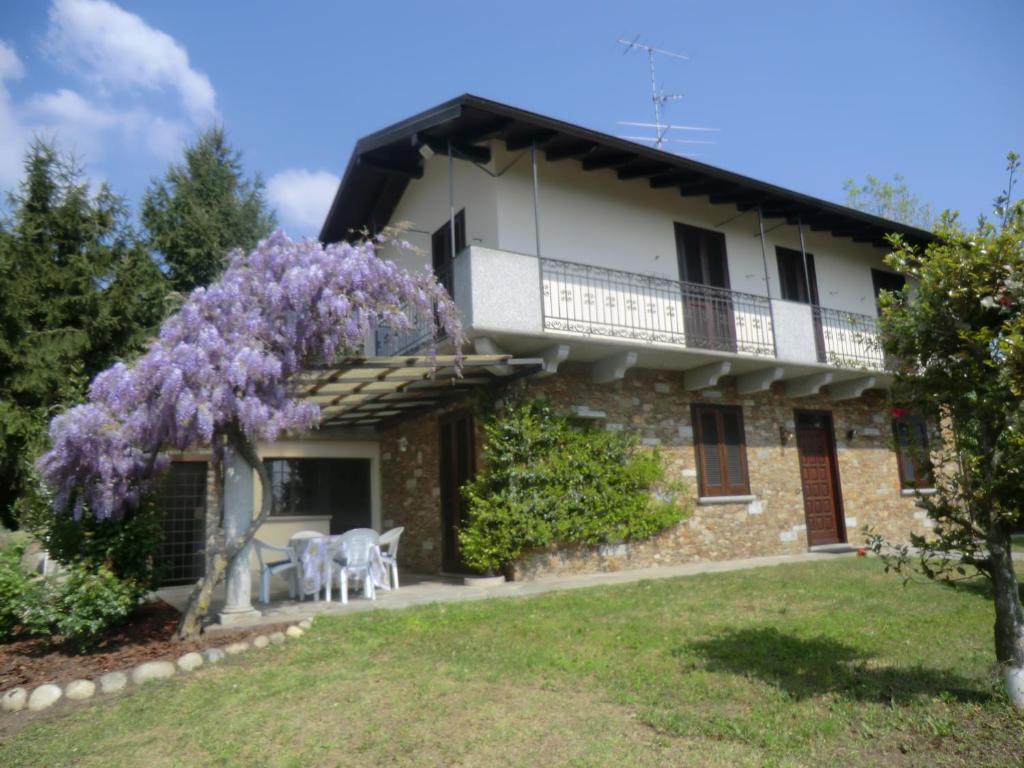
left=795, top=412, right=845, bottom=547
left=155, top=461, right=208, bottom=586
left=439, top=410, right=475, bottom=573
left=431, top=209, right=465, bottom=298
left=675, top=222, right=736, bottom=352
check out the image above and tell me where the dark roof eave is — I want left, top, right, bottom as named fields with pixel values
left=320, top=93, right=935, bottom=247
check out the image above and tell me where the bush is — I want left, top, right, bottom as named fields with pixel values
left=19, top=563, right=138, bottom=648
left=0, top=541, right=41, bottom=640
left=459, top=401, right=688, bottom=574
left=2, top=456, right=158, bottom=647
left=18, top=484, right=164, bottom=590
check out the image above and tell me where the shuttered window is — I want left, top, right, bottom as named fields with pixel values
left=692, top=405, right=750, bottom=496
left=892, top=416, right=933, bottom=489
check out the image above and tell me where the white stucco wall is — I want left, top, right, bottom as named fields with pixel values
left=378, top=140, right=902, bottom=352
left=377, top=152, right=499, bottom=274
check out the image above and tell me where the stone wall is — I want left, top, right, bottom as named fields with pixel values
left=379, top=413, right=444, bottom=575
left=378, top=363, right=933, bottom=579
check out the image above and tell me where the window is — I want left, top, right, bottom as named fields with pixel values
left=267, top=458, right=372, bottom=534
left=431, top=209, right=464, bottom=298
left=692, top=405, right=750, bottom=496
left=776, top=246, right=819, bottom=304
left=891, top=416, right=933, bottom=489
left=871, top=269, right=906, bottom=315
left=674, top=222, right=730, bottom=288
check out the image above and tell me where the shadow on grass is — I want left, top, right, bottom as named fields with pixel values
left=686, top=628, right=990, bottom=705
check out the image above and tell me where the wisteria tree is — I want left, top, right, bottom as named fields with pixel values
left=38, top=231, right=462, bottom=638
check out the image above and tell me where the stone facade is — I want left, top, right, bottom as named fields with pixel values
left=380, top=412, right=445, bottom=575
left=379, top=363, right=932, bottom=579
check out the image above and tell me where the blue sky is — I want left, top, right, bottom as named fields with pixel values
left=1, top=0, right=1021, bottom=235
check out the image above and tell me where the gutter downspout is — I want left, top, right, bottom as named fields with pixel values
left=757, top=205, right=779, bottom=358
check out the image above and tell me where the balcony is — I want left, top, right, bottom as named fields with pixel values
left=540, top=257, right=775, bottom=358
left=374, top=246, right=888, bottom=375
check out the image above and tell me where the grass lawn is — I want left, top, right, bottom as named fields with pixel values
left=1, top=558, right=1020, bottom=767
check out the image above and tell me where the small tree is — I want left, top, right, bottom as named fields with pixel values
left=869, top=152, right=1024, bottom=707
left=142, top=127, right=275, bottom=293
left=38, top=231, right=462, bottom=638
left=844, top=173, right=935, bottom=229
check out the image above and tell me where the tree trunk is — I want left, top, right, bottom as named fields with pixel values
left=175, top=425, right=273, bottom=640
left=988, top=522, right=1024, bottom=708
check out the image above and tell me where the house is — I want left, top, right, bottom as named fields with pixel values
left=156, top=95, right=936, bottom=616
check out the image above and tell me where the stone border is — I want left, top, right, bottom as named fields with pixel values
left=0, top=617, right=315, bottom=715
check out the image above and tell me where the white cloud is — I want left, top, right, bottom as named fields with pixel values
left=266, top=169, right=340, bottom=235
left=45, top=0, right=216, bottom=123
left=0, top=2, right=216, bottom=190
left=0, top=42, right=27, bottom=188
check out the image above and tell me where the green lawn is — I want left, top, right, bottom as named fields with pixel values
left=2, top=559, right=1020, bottom=767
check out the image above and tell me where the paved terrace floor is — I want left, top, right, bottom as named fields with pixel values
left=157, top=549, right=858, bottom=632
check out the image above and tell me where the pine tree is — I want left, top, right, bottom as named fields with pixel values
left=0, top=139, right=167, bottom=528
left=142, top=127, right=276, bottom=293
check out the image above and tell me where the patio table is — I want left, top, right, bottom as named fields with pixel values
left=290, top=534, right=389, bottom=602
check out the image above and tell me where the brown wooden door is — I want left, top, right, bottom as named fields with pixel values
left=439, top=410, right=475, bottom=573
left=675, top=222, right=737, bottom=353
left=794, top=412, right=845, bottom=546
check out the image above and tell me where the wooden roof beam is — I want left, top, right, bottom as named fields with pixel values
left=545, top=140, right=599, bottom=161
left=581, top=151, right=637, bottom=171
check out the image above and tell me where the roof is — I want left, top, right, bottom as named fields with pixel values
left=319, top=93, right=934, bottom=248
left=294, top=354, right=541, bottom=429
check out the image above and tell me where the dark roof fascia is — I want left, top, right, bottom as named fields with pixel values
left=320, top=93, right=935, bottom=246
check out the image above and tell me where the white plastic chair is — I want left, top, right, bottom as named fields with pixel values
left=254, top=539, right=299, bottom=604
left=333, top=528, right=380, bottom=602
left=378, top=527, right=404, bottom=590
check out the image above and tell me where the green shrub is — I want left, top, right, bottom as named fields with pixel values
left=0, top=541, right=40, bottom=640
left=459, top=401, right=689, bottom=574
left=19, top=487, right=164, bottom=590
left=19, top=563, right=138, bottom=649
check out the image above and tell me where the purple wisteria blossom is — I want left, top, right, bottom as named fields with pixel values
left=39, top=231, right=463, bottom=520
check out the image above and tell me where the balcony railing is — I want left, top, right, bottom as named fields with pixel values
left=540, top=257, right=776, bottom=358
left=374, top=262, right=453, bottom=356
left=812, top=306, right=886, bottom=370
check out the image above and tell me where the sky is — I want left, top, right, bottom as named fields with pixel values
left=1, top=0, right=1021, bottom=236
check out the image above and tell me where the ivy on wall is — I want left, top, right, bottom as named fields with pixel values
left=458, top=400, right=689, bottom=574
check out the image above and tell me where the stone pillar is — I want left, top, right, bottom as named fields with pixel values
left=219, top=450, right=260, bottom=625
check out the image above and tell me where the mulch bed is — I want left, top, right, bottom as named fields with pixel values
left=1, top=600, right=288, bottom=691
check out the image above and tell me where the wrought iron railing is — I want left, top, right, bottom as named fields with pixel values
left=374, top=261, right=453, bottom=356
left=812, top=306, right=886, bottom=370
left=540, top=257, right=776, bottom=357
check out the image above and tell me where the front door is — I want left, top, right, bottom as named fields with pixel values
left=794, top=411, right=845, bottom=547
left=439, top=410, right=475, bottom=573
left=674, top=222, right=737, bottom=352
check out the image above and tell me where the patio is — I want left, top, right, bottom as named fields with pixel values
left=156, top=549, right=855, bottom=632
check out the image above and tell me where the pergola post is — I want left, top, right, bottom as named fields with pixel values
left=219, top=450, right=261, bottom=625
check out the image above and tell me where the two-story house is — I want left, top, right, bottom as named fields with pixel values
left=158, top=95, right=936, bottom=596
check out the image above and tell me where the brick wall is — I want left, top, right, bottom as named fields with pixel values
left=379, top=363, right=932, bottom=579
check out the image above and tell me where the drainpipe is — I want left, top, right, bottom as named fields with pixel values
left=757, top=205, right=779, bottom=357
left=448, top=139, right=455, bottom=263
left=531, top=141, right=542, bottom=258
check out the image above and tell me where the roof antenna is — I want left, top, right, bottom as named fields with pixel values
left=617, top=36, right=719, bottom=154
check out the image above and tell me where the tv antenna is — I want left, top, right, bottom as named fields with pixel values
left=617, top=36, right=718, bottom=153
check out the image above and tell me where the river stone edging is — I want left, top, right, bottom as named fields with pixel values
left=0, top=619, right=313, bottom=716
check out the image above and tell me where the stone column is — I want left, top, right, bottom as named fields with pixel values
left=219, top=450, right=261, bottom=625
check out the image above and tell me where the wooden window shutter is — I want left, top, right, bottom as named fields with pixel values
left=693, top=405, right=751, bottom=496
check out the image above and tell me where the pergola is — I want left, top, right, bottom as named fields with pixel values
left=291, top=353, right=544, bottom=428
